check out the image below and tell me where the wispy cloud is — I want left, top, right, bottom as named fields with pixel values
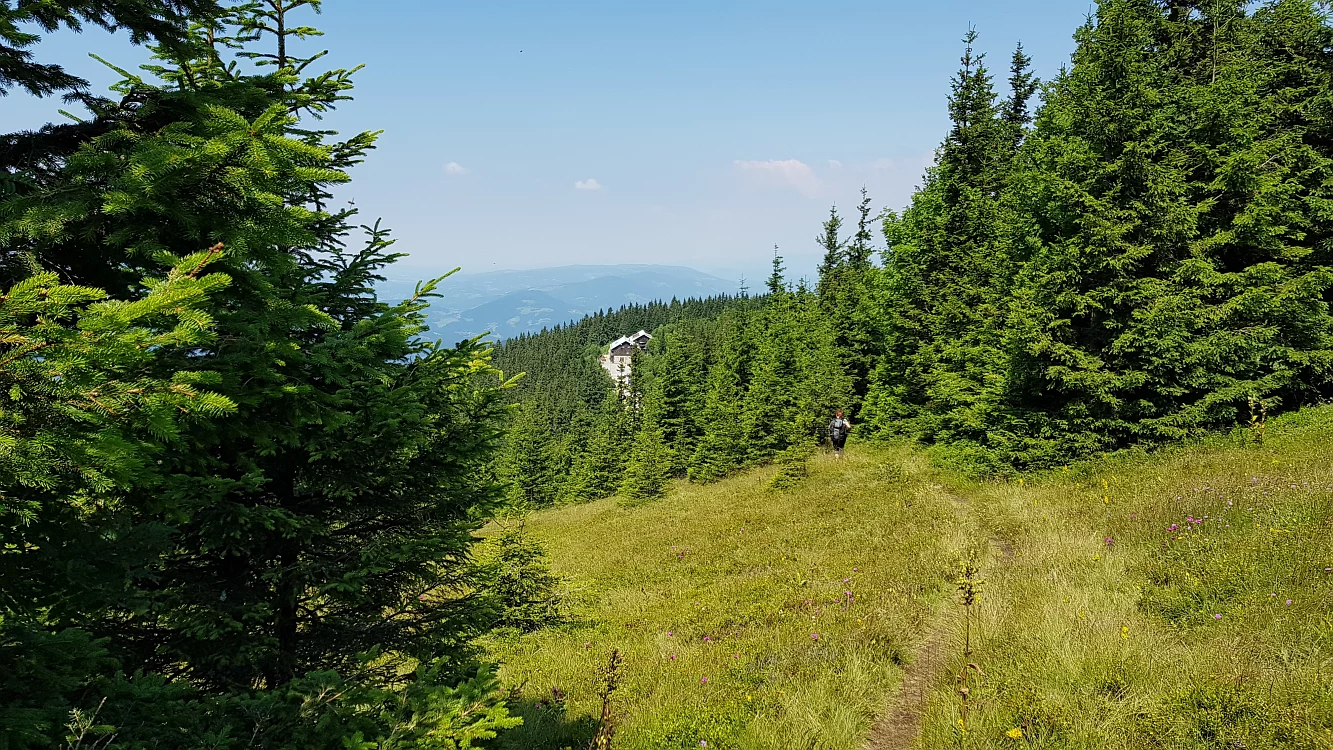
left=574, top=178, right=602, bottom=191
left=827, top=159, right=843, bottom=168
left=733, top=159, right=821, bottom=198
left=444, top=161, right=470, bottom=175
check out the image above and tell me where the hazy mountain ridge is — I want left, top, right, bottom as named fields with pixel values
left=378, top=264, right=738, bottom=343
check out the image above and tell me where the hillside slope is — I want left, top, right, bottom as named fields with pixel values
left=377, top=264, right=737, bottom=342
left=483, top=409, right=1333, bottom=749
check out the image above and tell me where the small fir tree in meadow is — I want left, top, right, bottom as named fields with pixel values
left=564, top=386, right=633, bottom=500
left=619, top=421, right=673, bottom=501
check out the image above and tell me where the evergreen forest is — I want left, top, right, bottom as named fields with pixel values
left=496, top=0, right=1333, bottom=500
left=3, top=0, right=1333, bottom=748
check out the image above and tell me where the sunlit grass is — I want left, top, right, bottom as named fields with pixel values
left=485, top=409, right=1333, bottom=749
left=485, top=445, right=964, bottom=750
left=919, top=408, right=1333, bottom=749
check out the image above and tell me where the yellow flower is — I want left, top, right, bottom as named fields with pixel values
left=957, top=719, right=967, bottom=734
left=1006, top=728, right=1024, bottom=739
left=1103, top=495, right=1109, bottom=504
left=1121, top=626, right=1129, bottom=640
left=1018, top=478, right=1025, bottom=487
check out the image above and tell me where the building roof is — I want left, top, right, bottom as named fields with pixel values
left=606, top=330, right=652, bottom=352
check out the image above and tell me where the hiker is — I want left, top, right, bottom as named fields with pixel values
left=829, top=410, right=851, bottom=458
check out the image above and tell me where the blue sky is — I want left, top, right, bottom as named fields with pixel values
left=5, top=1, right=1094, bottom=286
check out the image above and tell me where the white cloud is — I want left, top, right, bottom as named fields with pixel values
left=827, top=159, right=843, bottom=168
left=444, top=161, right=470, bottom=175
left=574, top=178, right=602, bottom=191
left=733, top=159, right=821, bottom=198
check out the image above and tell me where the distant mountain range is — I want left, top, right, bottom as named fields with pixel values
left=377, top=264, right=739, bottom=343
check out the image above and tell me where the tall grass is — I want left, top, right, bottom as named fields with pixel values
left=485, top=445, right=964, bottom=750
left=919, top=408, right=1333, bottom=749
left=486, top=408, right=1333, bottom=749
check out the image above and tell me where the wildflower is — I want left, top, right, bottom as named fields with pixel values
left=700, top=742, right=707, bottom=747
left=811, top=633, right=819, bottom=641
left=1121, top=626, right=1128, bottom=640
left=700, top=677, right=709, bottom=684
left=1286, top=599, right=1293, bottom=606
left=1213, top=614, right=1222, bottom=620
left=852, top=567, right=859, bottom=572
left=667, top=631, right=674, bottom=637
left=957, top=718, right=967, bottom=734
left=1006, top=728, right=1023, bottom=739
left=1105, top=537, right=1114, bottom=547
left=670, top=654, right=677, bottom=660
left=732, top=653, right=739, bottom=659
left=584, top=642, right=591, bottom=649
left=703, top=636, right=712, bottom=643
left=843, top=577, right=851, bottom=583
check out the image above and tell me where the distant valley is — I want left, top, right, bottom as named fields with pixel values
left=377, top=264, right=739, bottom=343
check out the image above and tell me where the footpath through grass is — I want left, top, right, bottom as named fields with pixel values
left=484, top=409, right=1333, bottom=749
left=485, top=446, right=966, bottom=749
left=918, top=408, right=1333, bottom=750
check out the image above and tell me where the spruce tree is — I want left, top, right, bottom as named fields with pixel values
left=816, top=206, right=845, bottom=281
left=619, top=386, right=673, bottom=500
left=863, top=29, right=1009, bottom=457
left=497, top=400, right=561, bottom=507
left=0, top=0, right=220, bottom=98
left=2, top=4, right=513, bottom=735
left=1001, top=42, right=1040, bottom=153
left=564, top=386, right=632, bottom=500
left=766, top=246, right=787, bottom=295
left=689, top=307, right=751, bottom=481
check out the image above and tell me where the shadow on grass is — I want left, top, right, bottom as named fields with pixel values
left=496, top=695, right=599, bottom=750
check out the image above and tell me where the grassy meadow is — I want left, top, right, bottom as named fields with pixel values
left=484, top=446, right=967, bottom=749
left=482, top=409, right=1333, bottom=749
left=917, top=409, right=1333, bottom=750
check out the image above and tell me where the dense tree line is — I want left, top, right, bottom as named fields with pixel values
left=498, top=0, right=1333, bottom=501
left=2, top=1, right=520, bottom=746
left=863, top=0, right=1333, bottom=473
left=493, top=259, right=853, bottom=503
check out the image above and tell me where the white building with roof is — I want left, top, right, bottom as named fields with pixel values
left=599, top=330, right=652, bottom=385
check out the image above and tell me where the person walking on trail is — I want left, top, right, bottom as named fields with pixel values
left=829, top=410, right=851, bottom=458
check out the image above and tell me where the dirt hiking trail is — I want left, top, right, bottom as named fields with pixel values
left=865, top=487, right=1013, bottom=750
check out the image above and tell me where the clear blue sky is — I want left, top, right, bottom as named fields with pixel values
left=4, top=1, right=1095, bottom=285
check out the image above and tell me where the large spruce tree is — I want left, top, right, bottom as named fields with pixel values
left=2, top=1, right=517, bottom=744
